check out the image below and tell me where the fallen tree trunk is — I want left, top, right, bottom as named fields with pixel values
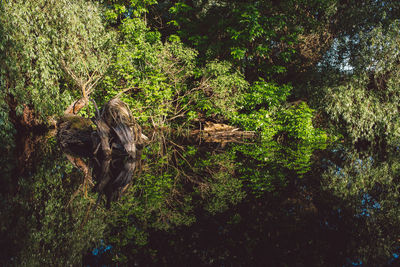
left=58, top=98, right=147, bottom=158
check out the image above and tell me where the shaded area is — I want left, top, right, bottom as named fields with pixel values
left=106, top=145, right=400, bottom=266
left=2, top=132, right=400, bottom=266
left=0, top=133, right=107, bottom=266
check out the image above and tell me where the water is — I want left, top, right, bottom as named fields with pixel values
left=1, top=131, right=400, bottom=266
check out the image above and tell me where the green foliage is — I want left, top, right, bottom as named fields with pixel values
left=194, top=60, right=249, bottom=119
left=104, top=0, right=158, bottom=22
left=165, top=0, right=337, bottom=80
left=0, top=98, right=15, bottom=147
left=0, top=0, right=114, bottom=139
left=321, top=20, right=400, bottom=145
left=241, top=79, right=291, bottom=111
left=276, top=102, right=327, bottom=143
left=100, top=17, right=198, bottom=126
left=232, top=80, right=292, bottom=143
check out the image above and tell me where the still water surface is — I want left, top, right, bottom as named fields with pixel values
left=1, top=132, right=400, bottom=266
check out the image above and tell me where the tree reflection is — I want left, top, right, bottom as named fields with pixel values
left=106, top=144, right=400, bottom=266
left=0, top=133, right=108, bottom=266
left=2, top=132, right=400, bottom=266
left=319, top=148, right=400, bottom=266
left=91, top=153, right=142, bottom=208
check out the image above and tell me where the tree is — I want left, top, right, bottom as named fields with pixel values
left=0, top=0, right=114, bottom=143
left=317, top=21, right=400, bottom=146
left=163, top=0, right=337, bottom=80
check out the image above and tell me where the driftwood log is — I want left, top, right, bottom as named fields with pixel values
left=57, top=98, right=147, bottom=158
left=191, top=121, right=256, bottom=144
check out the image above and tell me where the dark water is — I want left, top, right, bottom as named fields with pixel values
left=1, top=131, right=400, bottom=266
